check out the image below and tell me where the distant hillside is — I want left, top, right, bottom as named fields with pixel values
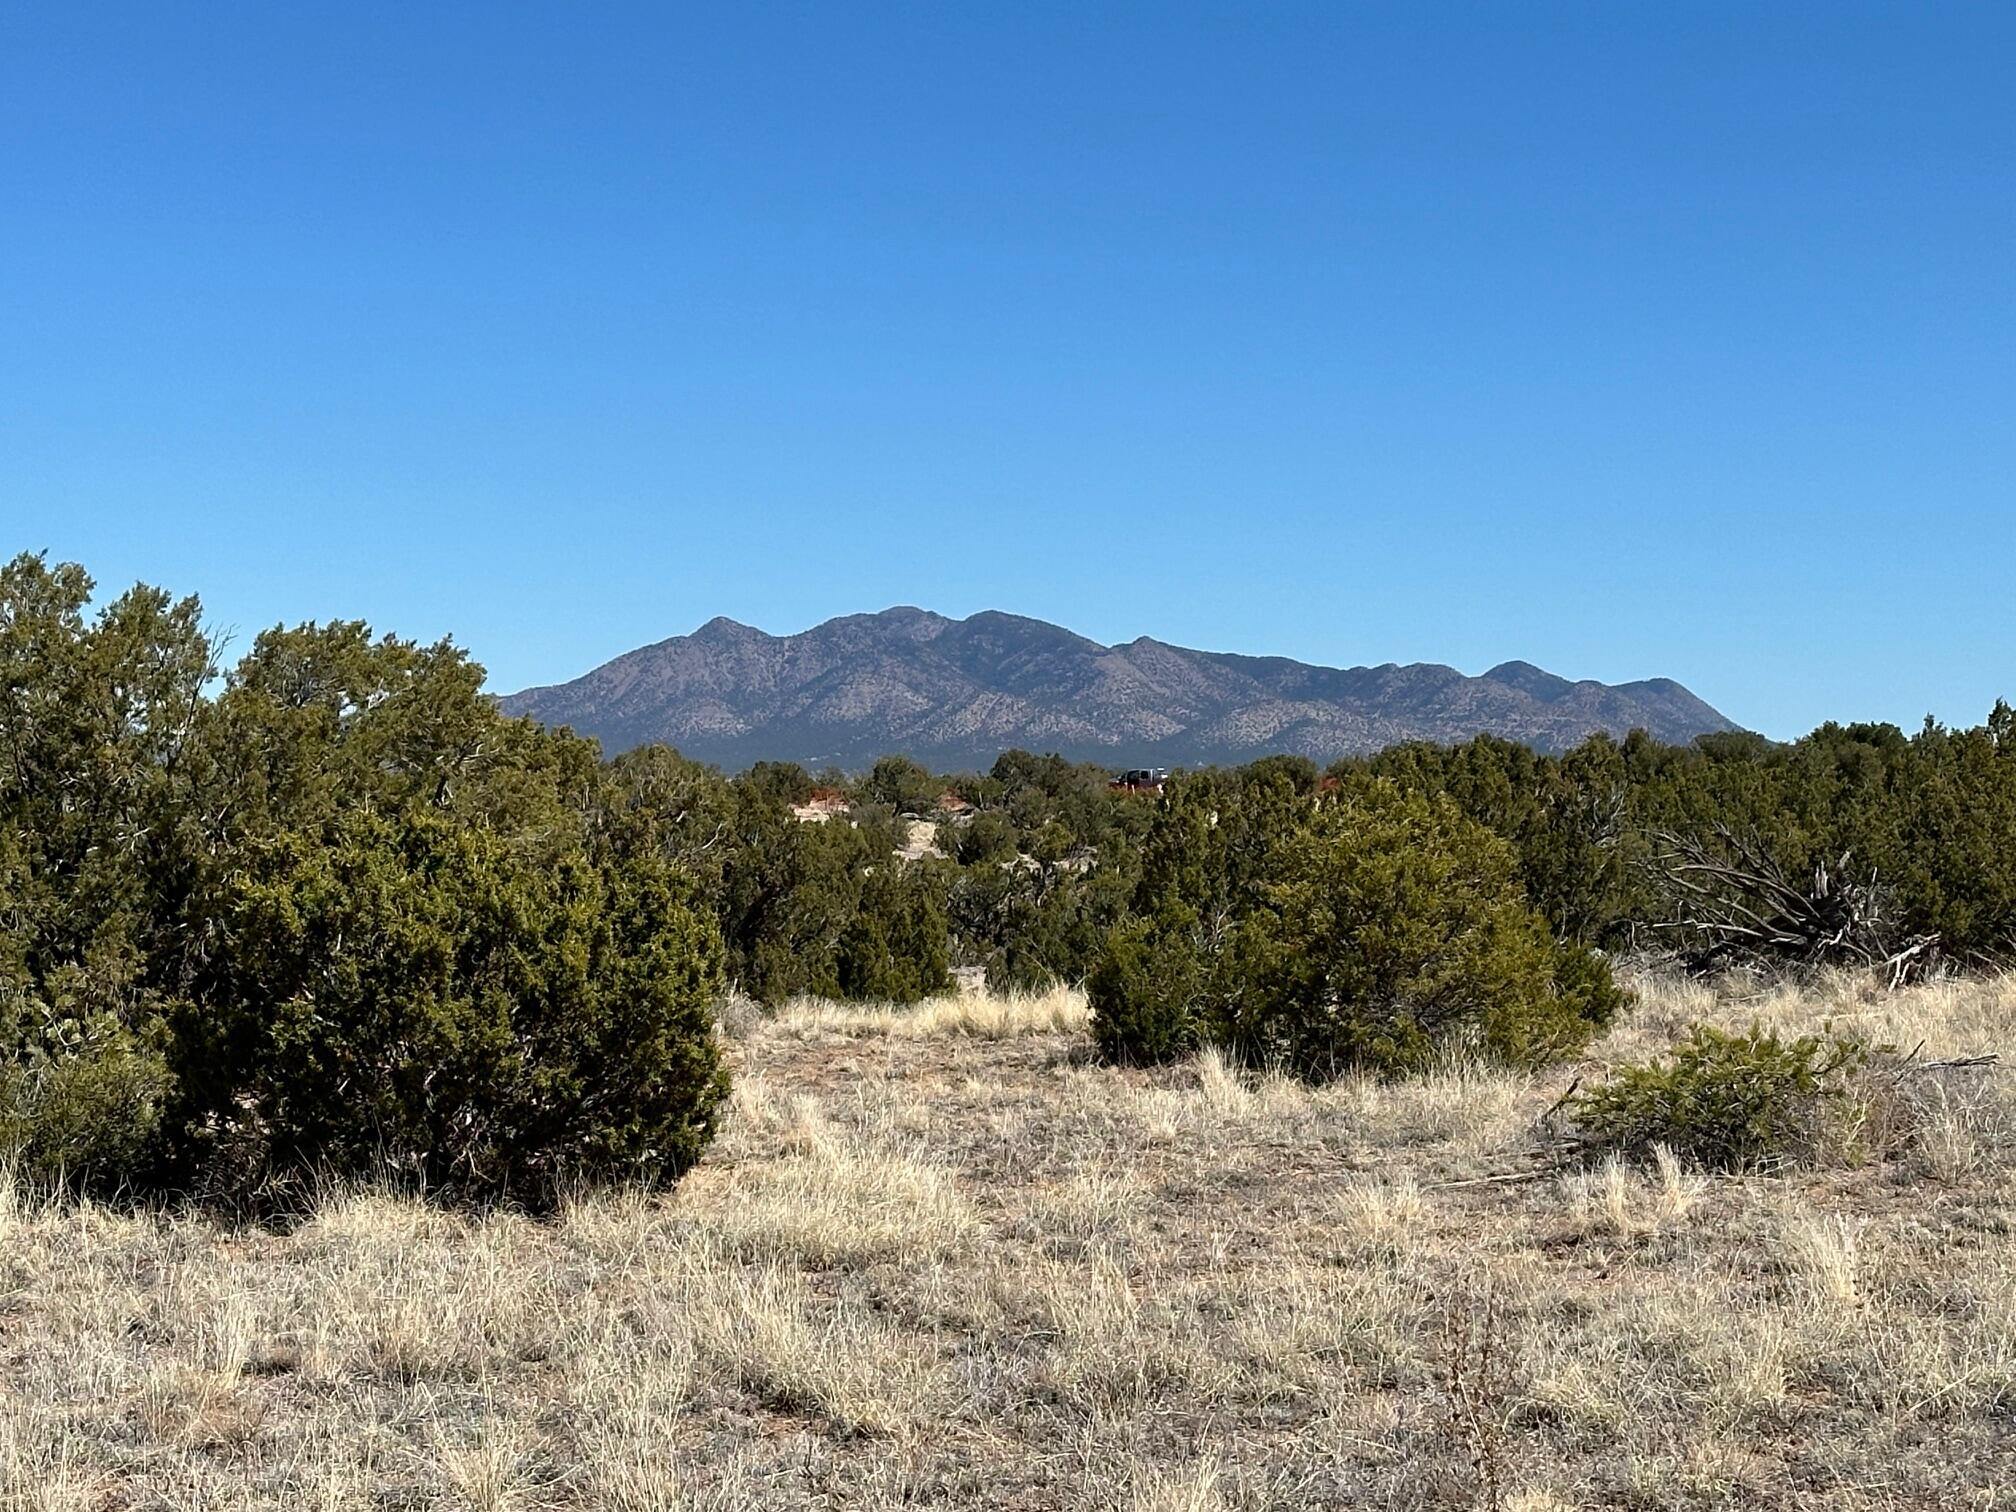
left=499, top=608, right=1739, bottom=770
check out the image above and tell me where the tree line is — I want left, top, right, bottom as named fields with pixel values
left=5, top=554, right=2012, bottom=1202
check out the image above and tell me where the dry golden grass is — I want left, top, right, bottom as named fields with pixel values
left=4, top=972, right=2016, bottom=1508
left=766, top=981, right=1089, bottom=1040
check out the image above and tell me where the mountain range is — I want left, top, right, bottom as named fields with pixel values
left=499, top=608, right=1739, bottom=772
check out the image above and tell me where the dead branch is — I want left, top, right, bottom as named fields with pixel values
left=1649, top=826, right=1938, bottom=983
left=1888, top=1051, right=2000, bottom=1076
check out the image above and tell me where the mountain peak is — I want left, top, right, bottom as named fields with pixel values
left=501, top=609, right=1739, bottom=769
left=1482, top=659, right=1578, bottom=702
left=692, top=615, right=761, bottom=641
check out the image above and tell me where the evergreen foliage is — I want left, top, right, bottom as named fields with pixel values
left=1088, top=776, right=1623, bottom=1078
left=837, top=862, right=954, bottom=1003
left=10, top=551, right=2016, bottom=1194
left=1344, top=709, right=2016, bottom=964
left=1566, top=1025, right=1875, bottom=1170
left=0, top=554, right=726, bottom=1205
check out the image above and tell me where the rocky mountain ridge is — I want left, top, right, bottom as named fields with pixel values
left=500, top=608, right=1739, bottom=770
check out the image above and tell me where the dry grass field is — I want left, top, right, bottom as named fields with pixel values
left=4, top=969, right=2015, bottom=1510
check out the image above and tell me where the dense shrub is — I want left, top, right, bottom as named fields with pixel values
left=1892, top=706, right=2016, bottom=958
left=859, top=754, right=942, bottom=815
left=952, top=856, right=1136, bottom=994
left=1566, top=1025, right=1875, bottom=1170
left=0, top=553, right=728, bottom=1205
left=0, top=1016, right=171, bottom=1187
left=836, top=863, right=954, bottom=1003
left=953, top=809, right=1019, bottom=865
left=738, top=760, right=818, bottom=808
left=170, top=812, right=726, bottom=1200
left=1090, top=779, right=1624, bottom=1078
left=715, top=799, right=878, bottom=1003
left=599, top=744, right=741, bottom=890
left=1355, top=733, right=1642, bottom=945
left=1245, top=787, right=1624, bottom=1075
left=0, top=556, right=209, bottom=1190
left=1087, top=911, right=1207, bottom=1065
left=707, top=779, right=967, bottom=1005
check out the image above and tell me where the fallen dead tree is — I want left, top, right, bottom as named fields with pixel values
left=1650, top=825, right=1938, bottom=985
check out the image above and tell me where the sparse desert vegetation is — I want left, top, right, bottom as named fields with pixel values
left=14, top=4, right=2013, bottom=1503
left=9, top=557, right=2016, bottom=1507
left=5, top=967, right=2014, bottom=1510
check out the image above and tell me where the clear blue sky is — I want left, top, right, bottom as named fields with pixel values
left=4, top=4, right=2010, bottom=739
